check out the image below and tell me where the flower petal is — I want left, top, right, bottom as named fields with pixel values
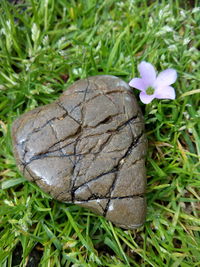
left=155, top=86, right=176, bottom=99
left=155, top=68, right=177, bottom=87
left=139, top=92, right=155, bottom=104
left=129, top=78, right=146, bottom=91
left=138, top=61, right=156, bottom=86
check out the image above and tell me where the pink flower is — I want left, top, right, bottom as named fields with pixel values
left=129, top=61, right=177, bottom=104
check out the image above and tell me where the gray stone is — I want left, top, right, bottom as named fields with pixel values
left=12, top=75, right=147, bottom=229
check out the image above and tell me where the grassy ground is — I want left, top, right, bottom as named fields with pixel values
left=0, top=0, right=200, bottom=266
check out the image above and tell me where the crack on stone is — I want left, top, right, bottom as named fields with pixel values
left=72, top=168, right=118, bottom=195
left=103, top=92, right=119, bottom=109
left=72, top=130, right=144, bottom=204
left=80, top=114, right=140, bottom=139
left=24, top=166, right=42, bottom=182
left=83, top=78, right=90, bottom=102
left=119, top=131, right=144, bottom=165
left=23, top=125, right=82, bottom=166
left=45, top=137, right=76, bottom=153
left=65, top=90, right=125, bottom=115
left=22, top=110, right=139, bottom=168
left=24, top=123, right=144, bottom=201
left=12, top=76, right=147, bottom=228
left=23, top=152, right=82, bottom=167
left=103, top=131, right=144, bottom=217
left=19, top=109, right=67, bottom=164
left=85, top=184, right=105, bottom=200
left=57, top=102, right=82, bottom=126
left=19, top=110, right=66, bottom=146
left=76, top=194, right=145, bottom=203
left=48, top=122, right=76, bottom=168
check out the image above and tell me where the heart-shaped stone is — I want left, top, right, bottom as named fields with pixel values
left=12, top=75, right=147, bottom=229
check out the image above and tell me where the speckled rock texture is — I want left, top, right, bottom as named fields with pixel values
left=12, top=75, right=147, bottom=229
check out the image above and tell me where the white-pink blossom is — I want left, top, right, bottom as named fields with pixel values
left=129, top=61, right=177, bottom=104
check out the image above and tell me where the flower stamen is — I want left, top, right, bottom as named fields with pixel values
left=146, top=86, right=155, bottom=95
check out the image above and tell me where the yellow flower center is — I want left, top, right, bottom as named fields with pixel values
left=146, top=86, right=155, bottom=95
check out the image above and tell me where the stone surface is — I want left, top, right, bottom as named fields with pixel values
left=12, top=75, right=147, bottom=229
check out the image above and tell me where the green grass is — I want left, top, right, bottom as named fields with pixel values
left=0, top=0, right=200, bottom=266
